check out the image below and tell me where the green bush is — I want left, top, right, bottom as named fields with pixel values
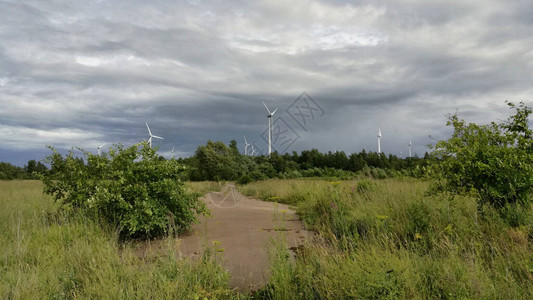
left=41, top=142, right=207, bottom=239
left=434, top=102, right=533, bottom=213
left=237, top=174, right=253, bottom=185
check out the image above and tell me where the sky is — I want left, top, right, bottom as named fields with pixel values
left=1, top=0, right=533, bottom=166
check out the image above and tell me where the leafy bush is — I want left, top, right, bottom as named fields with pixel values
left=41, top=142, right=207, bottom=239
left=237, top=174, right=253, bottom=185
left=433, top=102, right=533, bottom=211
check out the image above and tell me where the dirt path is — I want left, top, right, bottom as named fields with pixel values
left=137, top=184, right=313, bottom=291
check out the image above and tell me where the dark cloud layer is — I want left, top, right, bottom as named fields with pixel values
left=1, top=0, right=533, bottom=166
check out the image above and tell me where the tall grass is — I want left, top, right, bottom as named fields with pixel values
left=4, top=179, right=533, bottom=298
left=0, top=181, right=236, bottom=299
left=246, top=178, right=533, bottom=299
left=238, top=179, right=332, bottom=205
left=187, top=181, right=224, bottom=194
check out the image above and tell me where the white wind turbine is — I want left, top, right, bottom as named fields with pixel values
left=409, top=140, right=412, bottom=158
left=377, top=128, right=382, bottom=153
left=243, top=136, right=250, bottom=155
left=250, top=144, right=256, bottom=156
left=97, top=143, right=105, bottom=156
left=263, top=102, right=278, bottom=156
left=171, top=145, right=175, bottom=158
left=145, top=122, right=164, bottom=148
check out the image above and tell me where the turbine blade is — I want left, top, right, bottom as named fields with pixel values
left=271, top=108, right=278, bottom=115
left=153, top=135, right=164, bottom=140
left=244, top=135, right=248, bottom=144
left=146, top=122, right=152, bottom=135
left=263, top=101, right=272, bottom=114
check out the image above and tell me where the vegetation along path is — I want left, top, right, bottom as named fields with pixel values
left=138, top=184, right=313, bottom=292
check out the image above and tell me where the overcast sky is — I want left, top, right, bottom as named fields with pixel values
left=1, top=0, right=533, bottom=165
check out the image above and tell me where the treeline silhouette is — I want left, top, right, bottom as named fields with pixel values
left=181, top=140, right=431, bottom=183
left=0, top=160, right=48, bottom=180
left=1, top=141, right=431, bottom=182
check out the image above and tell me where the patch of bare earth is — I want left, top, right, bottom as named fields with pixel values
left=135, top=184, right=314, bottom=292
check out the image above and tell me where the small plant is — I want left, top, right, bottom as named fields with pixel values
left=41, top=142, right=207, bottom=239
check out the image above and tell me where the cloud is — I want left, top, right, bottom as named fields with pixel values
left=1, top=0, right=533, bottom=165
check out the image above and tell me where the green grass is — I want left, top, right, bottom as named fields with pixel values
left=0, top=180, right=236, bottom=299
left=188, top=181, right=225, bottom=194
left=238, top=179, right=333, bottom=205
left=245, top=178, right=533, bottom=299
left=4, top=179, right=533, bottom=298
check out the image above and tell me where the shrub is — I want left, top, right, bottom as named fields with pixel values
left=237, top=174, right=253, bottom=185
left=41, top=142, right=207, bottom=239
left=433, top=102, right=533, bottom=214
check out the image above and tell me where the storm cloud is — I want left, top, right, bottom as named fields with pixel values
left=1, top=0, right=533, bottom=165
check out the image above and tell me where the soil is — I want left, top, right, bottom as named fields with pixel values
left=135, top=184, right=314, bottom=292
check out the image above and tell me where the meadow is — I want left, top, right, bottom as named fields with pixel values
left=3, top=178, right=533, bottom=299
left=241, top=178, right=533, bottom=299
left=0, top=180, right=235, bottom=299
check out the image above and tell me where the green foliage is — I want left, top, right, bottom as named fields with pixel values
left=0, top=162, right=26, bottom=179
left=0, top=160, right=47, bottom=180
left=41, top=142, right=206, bottom=239
left=237, top=174, right=253, bottom=185
left=186, top=139, right=430, bottom=182
left=192, top=140, right=254, bottom=181
left=433, top=102, right=533, bottom=210
left=24, top=159, right=48, bottom=178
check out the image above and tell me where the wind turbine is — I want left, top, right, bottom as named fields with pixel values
left=263, top=102, right=278, bottom=156
left=377, top=128, right=382, bottom=153
left=409, top=140, right=412, bottom=158
left=97, top=144, right=105, bottom=156
left=243, top=136, right=250, bottom=155
left=145, top=122, right=164, bottom=148
left=250, top=144, right=256, bottom=156
left=171, top=145, right=175, bottom=158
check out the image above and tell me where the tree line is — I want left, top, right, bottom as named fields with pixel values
left=180, top=140, right=431, bottom=183
left=0, top=160, right=48, bottom=180
left=1, top=145, right=431, bottom=183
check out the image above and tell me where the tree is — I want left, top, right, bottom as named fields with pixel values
left=194, top=140, right=245, bottom=181
left=433, top=101, right=533, bottom=210
left=24, top=159, right=48, bottom=178
left=0, top=162, right=27, bottom=179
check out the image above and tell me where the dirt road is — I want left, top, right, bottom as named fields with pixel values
left=138, top=184, right=313, bottom=291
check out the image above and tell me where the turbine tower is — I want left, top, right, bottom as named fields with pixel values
left=145, top=122, right=164, bottom=148
left=409, top=140, right=412, bottom=158
left=377, top=128, right=382, bottom=153
left=243, top=136, right=250, bottom=155
left=263, top=102, right=278, bottom=156
left=97, top=144, right=105, bottom=156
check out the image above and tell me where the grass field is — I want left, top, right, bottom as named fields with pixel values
left=3, top=179, right=533, bottom=299
left=0, top=180, right=235, bottom=299
left=242, top=178, right=533, bottom=299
